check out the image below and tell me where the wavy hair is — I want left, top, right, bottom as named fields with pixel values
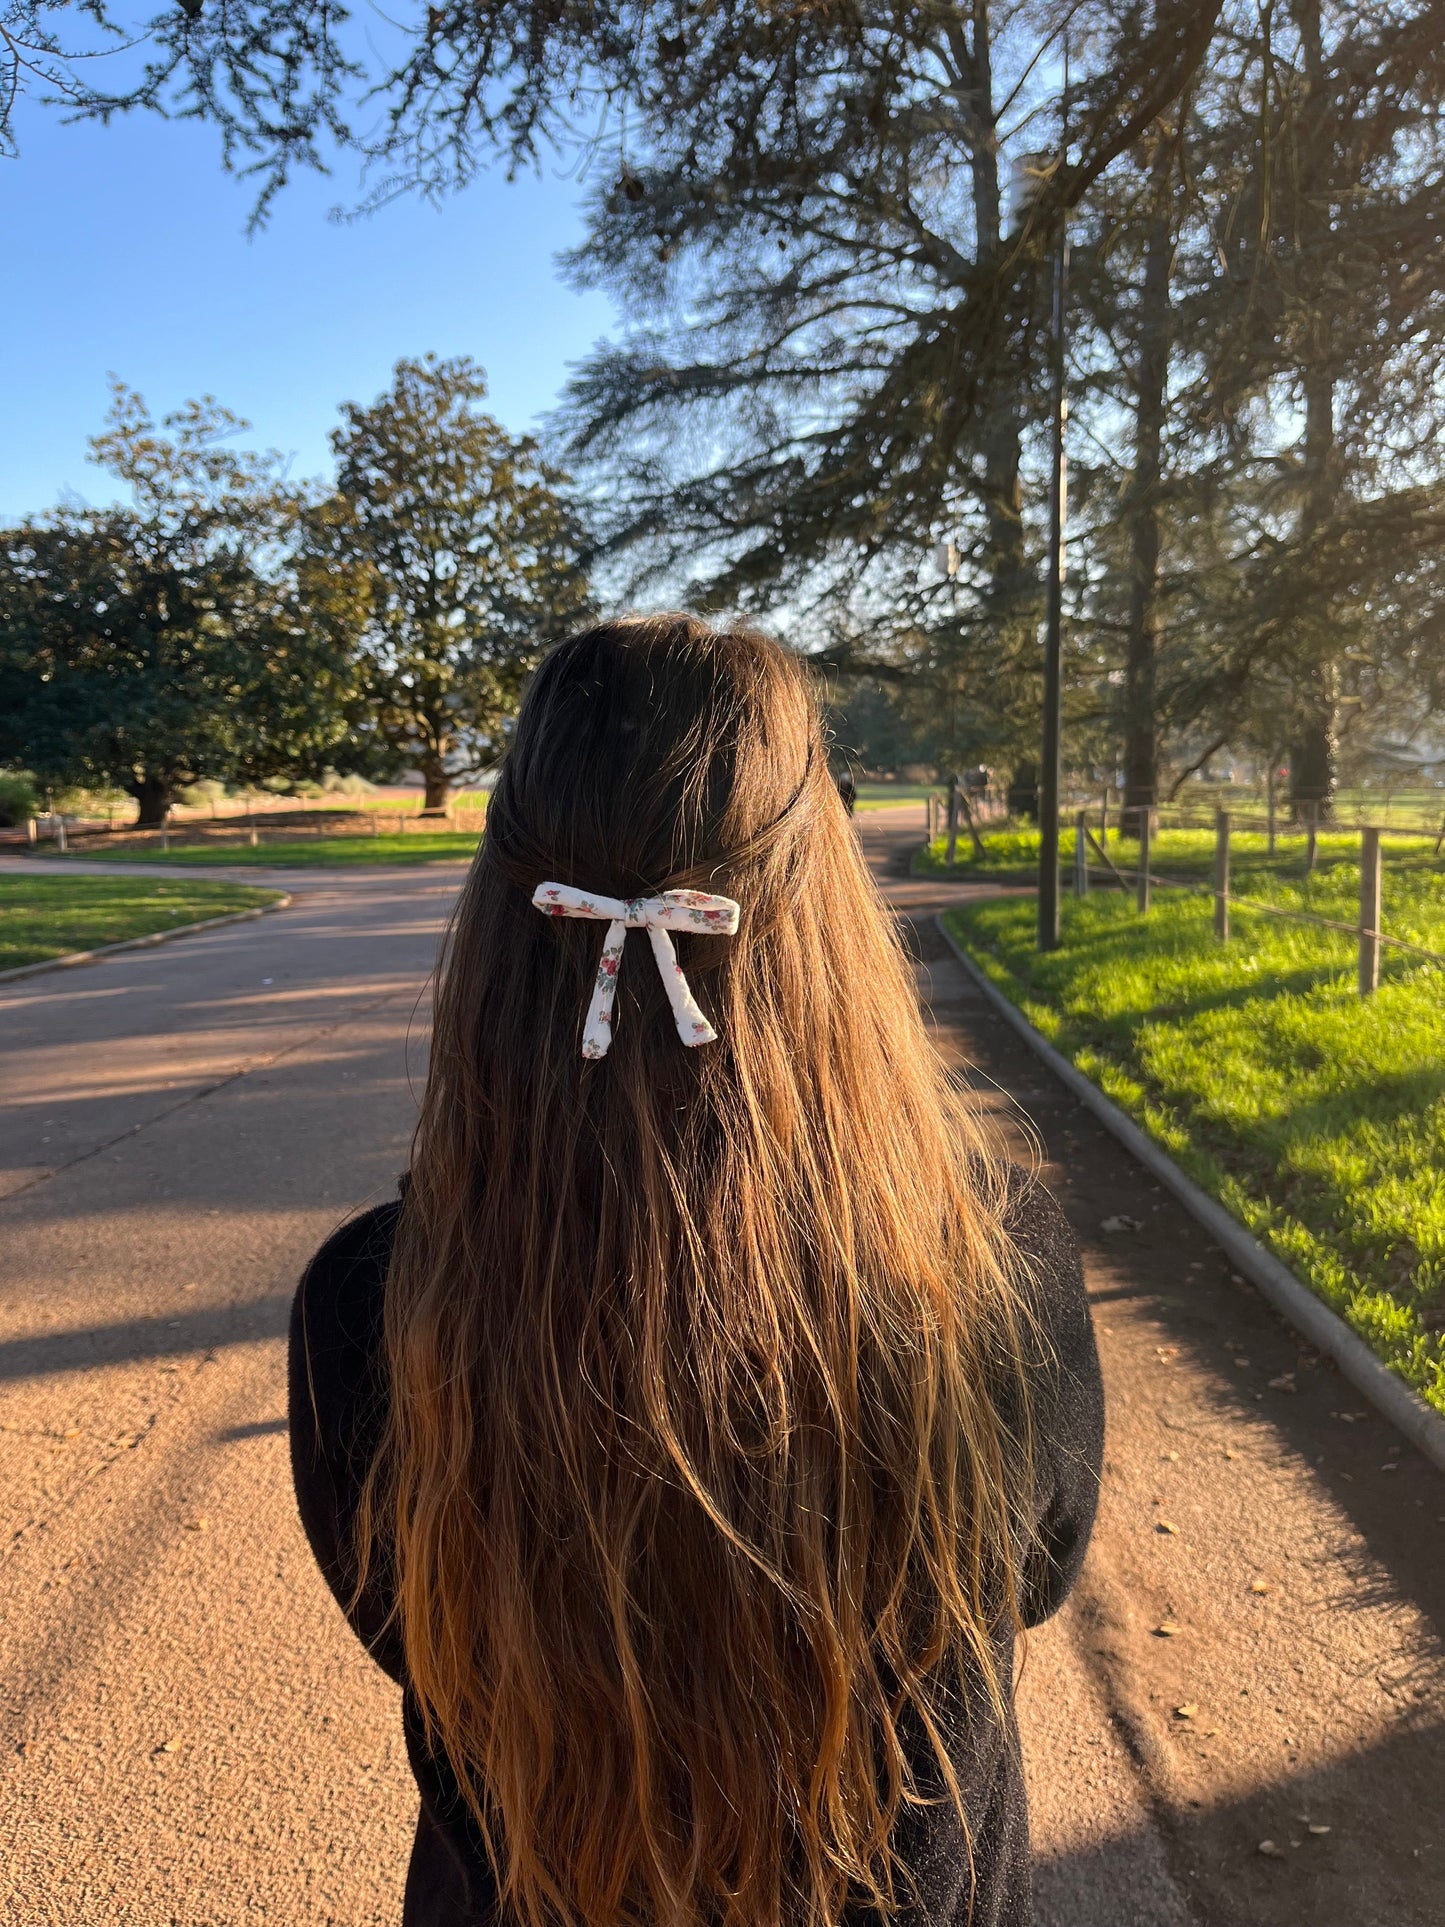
left=357, top=615, right=1036, bottom=1927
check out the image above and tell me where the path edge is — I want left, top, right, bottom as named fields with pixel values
left=934, top=912, right=1445, bottom=1475
left=0, top=894, right=292, bottom=987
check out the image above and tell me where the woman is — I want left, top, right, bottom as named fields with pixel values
left=289, top=615, right=1103, bottom=1927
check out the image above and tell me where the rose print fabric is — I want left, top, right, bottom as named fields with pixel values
left=531, top=882, right=741, bottom=1059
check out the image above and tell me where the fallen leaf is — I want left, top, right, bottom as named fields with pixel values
left=1308, top=1825, right=1331, bottom=1836
left=1161, top=1450, right=1179, bottom=1462
left=1267, top=1374, right=1296, bottom=1392
left=152, top=1738, right=180, bottom=1756
left=1233, top=1356, right=1253, bottom=1367
left=1156, top=1519, right=1180, bottom=1535
left=1249, top=1578, right=1271, bottom=1595
left=1173, top=1703, right=1198, bottom=1720
left=1101, top=1214, right=1143, bottom=1233
left=1258, top=1840, right=1284, bottom=1858
left=1154, top=1622, right=1183, bottom=1637
left=183, top=1517, right=209, bottom=1532
left=62, top=1428, right=81, bottom=1440
left=1156, top=1346, right=1180, bottom=1362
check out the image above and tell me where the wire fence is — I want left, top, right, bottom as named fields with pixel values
left=1069, top=806, right=1445, bottom=995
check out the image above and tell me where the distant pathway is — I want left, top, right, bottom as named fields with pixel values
left=0, top=821, right=1440, bottom=1925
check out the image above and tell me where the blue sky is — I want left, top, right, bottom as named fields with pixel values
left=0, top=103, right=616, bottom=522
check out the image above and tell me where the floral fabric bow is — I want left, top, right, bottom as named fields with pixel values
left=532, top=882, right=741, bottom=1059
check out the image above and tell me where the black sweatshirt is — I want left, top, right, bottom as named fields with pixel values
left=288, top=1172, right=1103, bottom=1927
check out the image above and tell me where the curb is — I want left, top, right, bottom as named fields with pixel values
left=0, top=894, right=292, bottom=986
left=934, top=912, right=1445, bottom=1476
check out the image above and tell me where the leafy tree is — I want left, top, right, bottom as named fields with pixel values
left=302, top=355, right=592, bottom=811
left=1157, top=0, right=1445, bottom=816
left=0, top=384, right=361, bottom=823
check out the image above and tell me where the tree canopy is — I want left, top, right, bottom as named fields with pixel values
left=0, top=385, right=359, bottom=822
left=300, top=354, right=593, bottom=809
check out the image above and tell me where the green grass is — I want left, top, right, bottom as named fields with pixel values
left=0, top=875, right=283, bottom=971
left=51, top=831, right=483, bottom=868
left=853, top=784, right=941, bottom=812
left=943, top=843, right=1445, bottom=1413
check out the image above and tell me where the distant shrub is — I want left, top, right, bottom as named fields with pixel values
left=179, top=780, right=228, bottom=810
left=0, top=771, right=41, bottom=827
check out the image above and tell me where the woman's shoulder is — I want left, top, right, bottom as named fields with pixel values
left=997, top=1162, right=1083, bottom=1303
left=995, top=1159, right=1094, bottom=1370
left=289, top=1190, right=404, bottom=1436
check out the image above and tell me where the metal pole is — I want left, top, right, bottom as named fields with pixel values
left=1358, top=827, right=1381, bottom=997
left=1305, top=799, right=1318, bottom=876
left=945, top=773, right=959, bottom=866
left=1074, top=809, right=1089, bottom=898
left=1214, top=809, right=1231, bottom=941
left=1037, top=129, right=1069, bottom=951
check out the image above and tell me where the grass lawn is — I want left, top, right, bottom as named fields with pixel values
left=1, top=875, right=283, bottom=972
left=853, top=785, right=940, bottom=812
left=58, top=831, right=483, bottom=868
left=943, top=835, right=1445, bottom=1415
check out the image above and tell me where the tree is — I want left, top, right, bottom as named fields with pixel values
left=0, top=384, right=361, bottom=822
left=303, top=355, right=592, bottom=811
left=1171, top=0, right=1445, bottom=817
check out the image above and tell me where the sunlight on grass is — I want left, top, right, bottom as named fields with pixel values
left=1, top=876, right=281, bottom=971
left=59, top=833, right=482, bottom=868
left=945, top=864, right=1445, bottom=1414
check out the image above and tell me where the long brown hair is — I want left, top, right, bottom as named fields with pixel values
left=359, top=616, right=1036, bottom=1927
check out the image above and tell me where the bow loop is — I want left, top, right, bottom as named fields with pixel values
left=532, top=881, right=740, bottom=1059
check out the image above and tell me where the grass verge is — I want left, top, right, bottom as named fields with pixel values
left=1, top=875, right=283, bottom=972
left=943, top=858, right=1445, bottom=1416
left=51, top=832, right=482, bottom=868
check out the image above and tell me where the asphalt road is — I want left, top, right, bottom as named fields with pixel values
left=1, top=823, right=1441, bottom=1926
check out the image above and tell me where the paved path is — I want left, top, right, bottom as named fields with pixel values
left=1, top=819, right=1441, bottom=1925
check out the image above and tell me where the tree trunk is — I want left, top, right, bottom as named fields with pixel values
left=1121, top=123, right=1178, bottom=841
left=422, top=766, right=451, bottom=812
left=956, top=4, right=1033, bottom=656
left=129, top=775, right=172, bottom=828
left=1289, top=0, right=1338, bottom=822
left=1288, top=661, right=1337, bottom=820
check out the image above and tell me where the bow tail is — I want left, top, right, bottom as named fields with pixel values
left=582, top=920, right=628, bottom=1059
left=647, top=925, right=719, bottom=1049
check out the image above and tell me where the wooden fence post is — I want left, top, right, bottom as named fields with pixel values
left=1136, top=810, right=1152, bottom=914
left=1074, top=809, right=1089, bottom=898
left=1305, top=799, right=1318, bottom=876
left=1358, top=826, right=1382, bottom=997
left=1100, top=787, right=1109, bottom=845
left=1266, top=762, right=1277, bottom=854
left=54, top=814, right=67, bottom=854
left=945, top=774, right=959, bottom=867
left=1214, top=809, right=1231, bottom=941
